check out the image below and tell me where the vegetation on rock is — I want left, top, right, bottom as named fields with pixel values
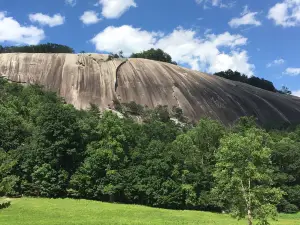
left=130, top=48, right=177, bottom=65
left=214, top=70, right=291, bottom=94
left=0, top=43, right=74, bottom=54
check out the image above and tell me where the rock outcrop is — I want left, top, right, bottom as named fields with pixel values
left=1, top=53, right=300, bottom=125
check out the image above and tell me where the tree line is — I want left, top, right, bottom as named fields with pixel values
left=0, top=43, right=74, bottom=54
left=214, top=70, right=291, bottom=95
left=1, top=78, right=300, bottom=224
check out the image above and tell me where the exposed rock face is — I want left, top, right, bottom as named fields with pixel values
left=1, top=53, right=300, bottom=125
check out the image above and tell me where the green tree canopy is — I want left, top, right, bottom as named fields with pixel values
left=130, top=48, right=177, bottom=65
left=213, top=127, right=283, bottom=225
left=1, top=76, right=300, bottom=217
left=0, top=43, right=74, bottom=54
left=214, top=70, right=281, bottom=93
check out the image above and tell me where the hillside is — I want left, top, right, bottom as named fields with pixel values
left=0, top=198, right=299, bottom=225
left=1, top=53, right=300, bottom=125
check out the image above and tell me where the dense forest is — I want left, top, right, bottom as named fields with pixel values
left=0, top=43, right=74, bottom=54
left=1, top=78, right=300, bottom=222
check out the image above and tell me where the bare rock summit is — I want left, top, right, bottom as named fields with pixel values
left=1, top=53, right=300, bottom=125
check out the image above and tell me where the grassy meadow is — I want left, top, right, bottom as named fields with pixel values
left=0, top=198, right=300, bottom=225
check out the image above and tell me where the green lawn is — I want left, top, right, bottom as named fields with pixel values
left=0, top=198, right=299, bottom=225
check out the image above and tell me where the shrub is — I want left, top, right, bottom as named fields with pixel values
left=130, top=48, right=177, bottom=65
left=124, top=101, right=144, bottom=116
left=278, top=199, right=299, bottom=214
left=282, top=203, right=299, bottom=214
left=0, top=200, right=11, bottom=210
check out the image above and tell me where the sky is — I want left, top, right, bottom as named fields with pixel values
left=0, top=0, right=300, bottom=96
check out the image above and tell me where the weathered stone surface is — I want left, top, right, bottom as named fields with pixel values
left=1, top=53, right=300, bottom=125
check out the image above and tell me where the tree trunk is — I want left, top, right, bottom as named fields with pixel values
left=247, top=209, right=253, bottom=225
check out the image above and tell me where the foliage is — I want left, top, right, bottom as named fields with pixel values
left=0, top=43, right=74, bottom=54
left=282, top=204, right=299, bottom=214
left=278, top=86, right=292, bottom=95
left=0, top=200, right=11, bottom=210
left=108, top=51, right=125, bottom=60
left=0, top=149, right=19, bottom=196
left=214, top=70, right=284, bottom=93
left=278, top=199, right=299, bottom=214
left=0, top=77, right=300, bottom=218
left=131, top=48, right=177, bottom=65
left=213, top=128, right=284, bottom=225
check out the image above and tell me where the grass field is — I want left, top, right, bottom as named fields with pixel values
left=0, top=198, right=300, bottom=225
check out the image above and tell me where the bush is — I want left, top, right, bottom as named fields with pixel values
left=124, top=101, right=144, bottom=116
left=282, top=203, right=299, bottom=214
left=130, top=48, right=177, bottom=65
left=278, top=199, right=299, bottom=214
left=0, top=200, right=11, bottom=210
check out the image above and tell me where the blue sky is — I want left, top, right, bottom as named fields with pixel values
left=1, top=0, right=300, bottom=96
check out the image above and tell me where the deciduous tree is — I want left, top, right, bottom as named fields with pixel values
left=213, top=128, right=283, bottom=225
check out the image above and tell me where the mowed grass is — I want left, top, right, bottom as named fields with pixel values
left=0, top=198, right=300, bottom=225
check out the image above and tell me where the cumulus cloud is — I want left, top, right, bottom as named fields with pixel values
left=99, top=0, right=137, bottom=19
left=80, top=11, right=101, bottom=25
left=65, top=0, right=76, bottom=7
left=292, top=90, right=300, bottom=97
left=29, top=13, right=65, bottom=27
left=91, top=25, right=254, bottom=76
left=91, top=25, right=158, bottom=55
left=268, top=0, right=300, bottom=27
left=0, top=11, right=44, bottom=45
left=266, top=58, right=285, bottom=68
left=229, top=6, right=262, bottom=28
left=195, top=0, right=234, bottom=8
left=284, top=68, right=300, bottom=76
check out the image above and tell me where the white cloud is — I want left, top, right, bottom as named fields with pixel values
left=195, top=0, right=234, bottom=8
left=292, top=90, right=300, bottom=97
left=284, top=68, right=300, bottom=76
left=206, top=32, right=247, bottom=47
left=91, top=25, right=158, bottom=55
left=229, top=5, right=262, bottom=28
left=29, top=13, right=65, bottom=27
left=80, top=11, right=101, bottom=25
left=91, top=25, right=254, bottom=76
left=208, top=50, right=253, bottom=74
left=99, top=0, right=137, bottom=19
left=266, top=58, right=285, bottom=68
left=268, top=0, right=300, bottom=27
left=65, top=0, right=76, bottom=7
left=0, top=11, right=44, bottom=45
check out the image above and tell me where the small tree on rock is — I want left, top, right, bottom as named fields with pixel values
left=130, top=48, right=177, bottom=65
